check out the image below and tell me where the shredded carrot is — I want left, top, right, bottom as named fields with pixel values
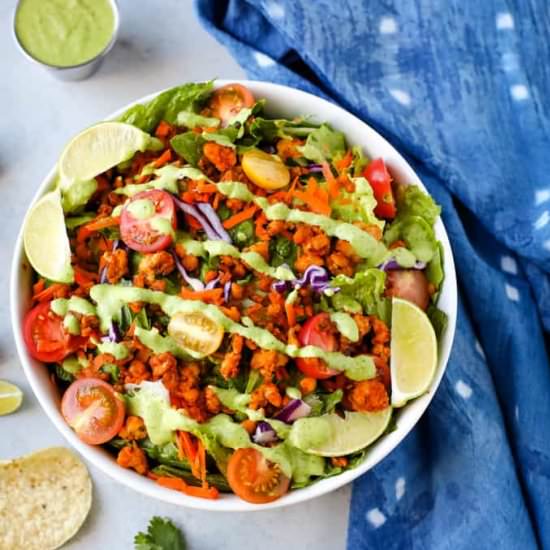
left=32, top=279, right=46, bottom=297
left=128, top=302, right=142, bottom=314
left=155, top=476, right=219, bottom=500
left=33, top=283, right=69, bottom=303
left=335, top=150, right=353, bottom=172
left=74, top=266, right=98, bottom=288
left=77, top=216, right=120, bottom=242
left=180, top=288, right=224, bottom=304
left=212, top=193, right=220, bottom=210
left=293, top=177, right=331, bottom=215
left=285, top=301, right=297, bottom=327
left=153, top=149, right=172, bottom=168
left=223, top=205, right=258, bottom=229
left=155, top=120, right=173, bottom=139
left=320, top=162, right=340, bottom=200
left=196, top=182, right=218, bottom=194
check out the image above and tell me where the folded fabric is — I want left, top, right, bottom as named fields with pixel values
left=194, top=1, right=550, bottom=548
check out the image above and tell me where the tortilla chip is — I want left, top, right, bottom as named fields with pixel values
left=0, top=447, right=92, bottom=550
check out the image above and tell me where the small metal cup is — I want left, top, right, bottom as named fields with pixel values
left=12, top=0, right=120, bottom=81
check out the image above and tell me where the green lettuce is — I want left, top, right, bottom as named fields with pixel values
left=170, top=132, right=204, bottom=166
left=330, top=269, right=390, bottom=324
left=384, top=185, right=441, bottom=264
left=394, top=184, right=441, bottom=226
left=331, top=176, right=384, bottom=229
left=119, top=81, right=214, bottom=134
left=176, top=111, right=219, bottom=129
left=298, top=123, right=346, bottom=163
left=249, top=116, right=319, bottom=142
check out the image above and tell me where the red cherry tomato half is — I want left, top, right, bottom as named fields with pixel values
left=23, top=301, right=77, bottom=362
left=386, top=269, right=430, bottom=310
left=208, top=83, right=255, bottom=125
left=295, top=313, right=339, bottom=379
left=363, top=158, right=397, bottom=219
left=61, top=378, right=126, bottom=445
left=227, top=448, right=290, bottom=504
left=120, top=189, right=176, bottom=253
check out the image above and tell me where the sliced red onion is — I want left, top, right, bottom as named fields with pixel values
left=223, top=281, right=232, bottom=303
left=252, top=421, right=278, bottom=445
left=173, top=197, right=221, bottom=241
left=171, top=250, right=205, bottom=291
left=307, top=164, right=324, bottom=173
left=379, top=259, right=427, bottom=271
left=275, top=399, right=311, bottom=424
left=196, top=203, right=231, bottom=243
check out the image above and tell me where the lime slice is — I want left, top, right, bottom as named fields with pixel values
left=288, top=408, right=393, bottom=457
left=23, top=189, right=74, bottom=283
left=58, top=122, right=157, bottom=185
left=0, top=381, right=23, bottom=416
left=390, top=297, right=438, bottom=407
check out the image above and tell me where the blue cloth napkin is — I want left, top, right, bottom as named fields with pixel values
left=194, top=1, right=550, bottom=547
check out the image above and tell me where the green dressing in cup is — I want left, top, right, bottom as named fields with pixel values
left=15, top=0, right=115, bottom=67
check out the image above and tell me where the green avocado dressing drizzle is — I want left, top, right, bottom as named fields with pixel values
left=90, top=284, right=376, bottom=381
left=114, top=163, right=389, bottom=265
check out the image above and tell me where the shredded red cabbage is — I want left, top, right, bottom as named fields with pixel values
left=171, top=250, right=205, bottom=291
left=173, top=198, right=221, bottom=241
left=223, top=281, right=232, bottom=303
left=102, top=320, right=122, bottom=343
left=379, top=258, right=426, bottom=271
left=272, top=265, right=337, bottom=295
left=196, top=203, right=231, bottom=243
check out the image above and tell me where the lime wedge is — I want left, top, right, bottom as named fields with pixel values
left=23, top=189, right=74, bottom=283
left=58, top=122, right=157, bottom=185
left=0, top=381, right=23, bottom=416
left=390, top=297, right=438, bottom=407
left=288, top=408, right=393, bottom=457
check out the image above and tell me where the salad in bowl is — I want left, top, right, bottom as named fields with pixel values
left=13, top=80, right=456, bottom=509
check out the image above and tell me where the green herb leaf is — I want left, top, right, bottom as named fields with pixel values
left=134, top=516, right=186, bottom=550
left=176, top=111, right=219, bottom=129
left=249, top=117, right=319, bottom=142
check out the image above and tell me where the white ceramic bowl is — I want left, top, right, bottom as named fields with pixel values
left=10, top=80, right=457, bottom=512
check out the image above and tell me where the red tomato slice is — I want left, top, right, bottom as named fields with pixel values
left=295, top=313, right=339, bottom=379
left=227, top=448, right=290, bottom=504
left=209, top=83, right=255, bottom=125
left=120, top=189, right=176, bottom=253
left=364, top=158, right=397, bottom=219
left=61, top=378, right=125, bottom=445
left=386, top=269, right=430, bottom=310
left=24, top=301, right=76, bottom=362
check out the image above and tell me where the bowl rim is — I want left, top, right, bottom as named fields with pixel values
left=10, top=79, right=457, bottom=512
left=12, top=0, right=120, bottom=71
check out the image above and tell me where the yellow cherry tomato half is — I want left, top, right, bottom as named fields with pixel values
left=168, top=311, right=224, bottom=358
left=241, top=149, right=290, bottom=191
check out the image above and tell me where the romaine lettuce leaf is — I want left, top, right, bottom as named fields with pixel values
left=170, top=132, right=204, bottom=166
left=249, top=116, right=319, bottom=142
left=298, top=124, right=346, bottom=163
left=119, top=81, right=214, bottom=134
left=331, top=176, right=384, bottom=229
left=330, top=269, right=391, bottom=324
left=394, top=184, right=441, bottom=226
